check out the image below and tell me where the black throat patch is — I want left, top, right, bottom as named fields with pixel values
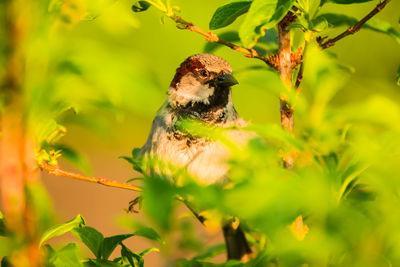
left=173, top=85, right=233, bottom=122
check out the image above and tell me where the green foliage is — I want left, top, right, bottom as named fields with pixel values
left=239, top=0, right=296, bottom=48
left=40, top=215, right=158, bottom=266
left=119, top=216, right=164, bottom=244
left=40, top=214, right=85, bottom=247
left=131, top=1, right=152, bottom=12
left=102, top=234, right=135, bottom=260
left=45, top=243, right=83, bottom=267
left=209, top=1, right=252, bottom=30
left=72, top=227, right=105, bottom=259
left=315, top=13, right=400, bottom=44
left=2, top=0, right=400, bottom=266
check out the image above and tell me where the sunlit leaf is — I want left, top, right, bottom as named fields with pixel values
left=72, top=227, right=104, bottom=259
left=40, top=214, right=85, bottom=247
left=44, top=243, right=83, bottom=267
left=239, top=0, right=296, bottom=48
left=209, top=1, right=252, bottom=30
left=101, top=234, right=134, bottom=260
left=315, top=13, right=400, bottom=44
left=132, top=1, right=151, bottom=12
left=134, top=227, right=163, bottom=243
left=118, top=216, right=164, bottom=243
left=138, top=247, right=159, bottom=256
left=120, top=148, right=144, bottom=173
left=120, top=244, right=144, bottom=267
left=82, top=259, right=122, bottom=267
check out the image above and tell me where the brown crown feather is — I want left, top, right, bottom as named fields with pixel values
left=170, top=57, right=205, bottom=90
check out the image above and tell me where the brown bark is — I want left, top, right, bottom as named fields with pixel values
left=278, top=14, right=295, bottom=168
left=0, top=0, right=41, bottom=265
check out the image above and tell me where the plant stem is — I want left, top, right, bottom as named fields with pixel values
left=295, top=41, right=308, bottom=89
left=0, top=0, right=42, bottom=265
left=40, top=162, right=142, bottom=192
left=169, top=14, right=277, bottom=69
left=319, top=0, right=391, bottom=49
left=278, top=13, right=295, bottom=168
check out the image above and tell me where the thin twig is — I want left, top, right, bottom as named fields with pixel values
left=177, top=196, right=206, bottom=224
left=319, top=0, right=391, bottom=49
left=295, top=41, right=308, bottom=89
left=40, top=162, right=142, bottom=192
left=169, top=14, right=277, bottom=69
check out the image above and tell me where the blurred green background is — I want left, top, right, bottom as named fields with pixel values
left=18, top=0, right=398, bottom=265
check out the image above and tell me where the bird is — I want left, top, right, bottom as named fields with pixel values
left=138, top=53, right=253, bottom=261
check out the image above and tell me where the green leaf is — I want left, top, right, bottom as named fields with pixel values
left=131, top=1, right=151, bottom=12
left=209, top=1, right=252, bottom=30
left=397, top=65, right=400, bottom=86
left=120, top=148, right=144, bottom=173
left=138, top=247, right=159, bottom=256
left=134, top=226, right=163, bottom=243
left=101, top=234, right=134, bottom=260
left=1, top=257, right=11, bottom=267
left=365, top=18, right=400, bottom=44
left=309, top=15, right=328, bottom=31
left=40, top=214, right=86, bottom=247
left=239, top=0, right=296, bottom=48
left=315, top=14, right=400, bottom=44
left=83, top=259, right=122, bottom=267
left=72, top=227, right=104, bottom=259
left=120, top=244, right=144, bottom=267
left=44, top=243, right=83, bottom=267
left=204, top=31, right=240, bottom=53
left=118, top=216, right=164, bottom=243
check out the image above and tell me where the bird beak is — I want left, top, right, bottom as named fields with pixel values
left=215, top=73, right=239, bottom=87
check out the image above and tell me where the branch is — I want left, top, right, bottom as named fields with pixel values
left=277, top=10, right=298, bottom=169
left=169, top=14, right=278, bottom=69
left=40, top=162, right=142, bottom=192
left=295, top=41, right=308, bottom=89
left=319, top=0, right=391, bottom=49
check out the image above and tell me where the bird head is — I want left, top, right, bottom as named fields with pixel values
left=168, top=54, right=238, bottom=113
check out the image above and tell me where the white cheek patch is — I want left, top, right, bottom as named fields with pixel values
left=168, top=75, right=215, bottom=107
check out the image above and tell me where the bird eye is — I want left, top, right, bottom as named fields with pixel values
left=199, top=69, right=209, bottom=78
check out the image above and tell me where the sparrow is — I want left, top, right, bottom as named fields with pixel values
left=138, top=53, right=252, bottom=260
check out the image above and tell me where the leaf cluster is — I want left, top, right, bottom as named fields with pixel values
left=1, top=213, right=161, bottom=267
